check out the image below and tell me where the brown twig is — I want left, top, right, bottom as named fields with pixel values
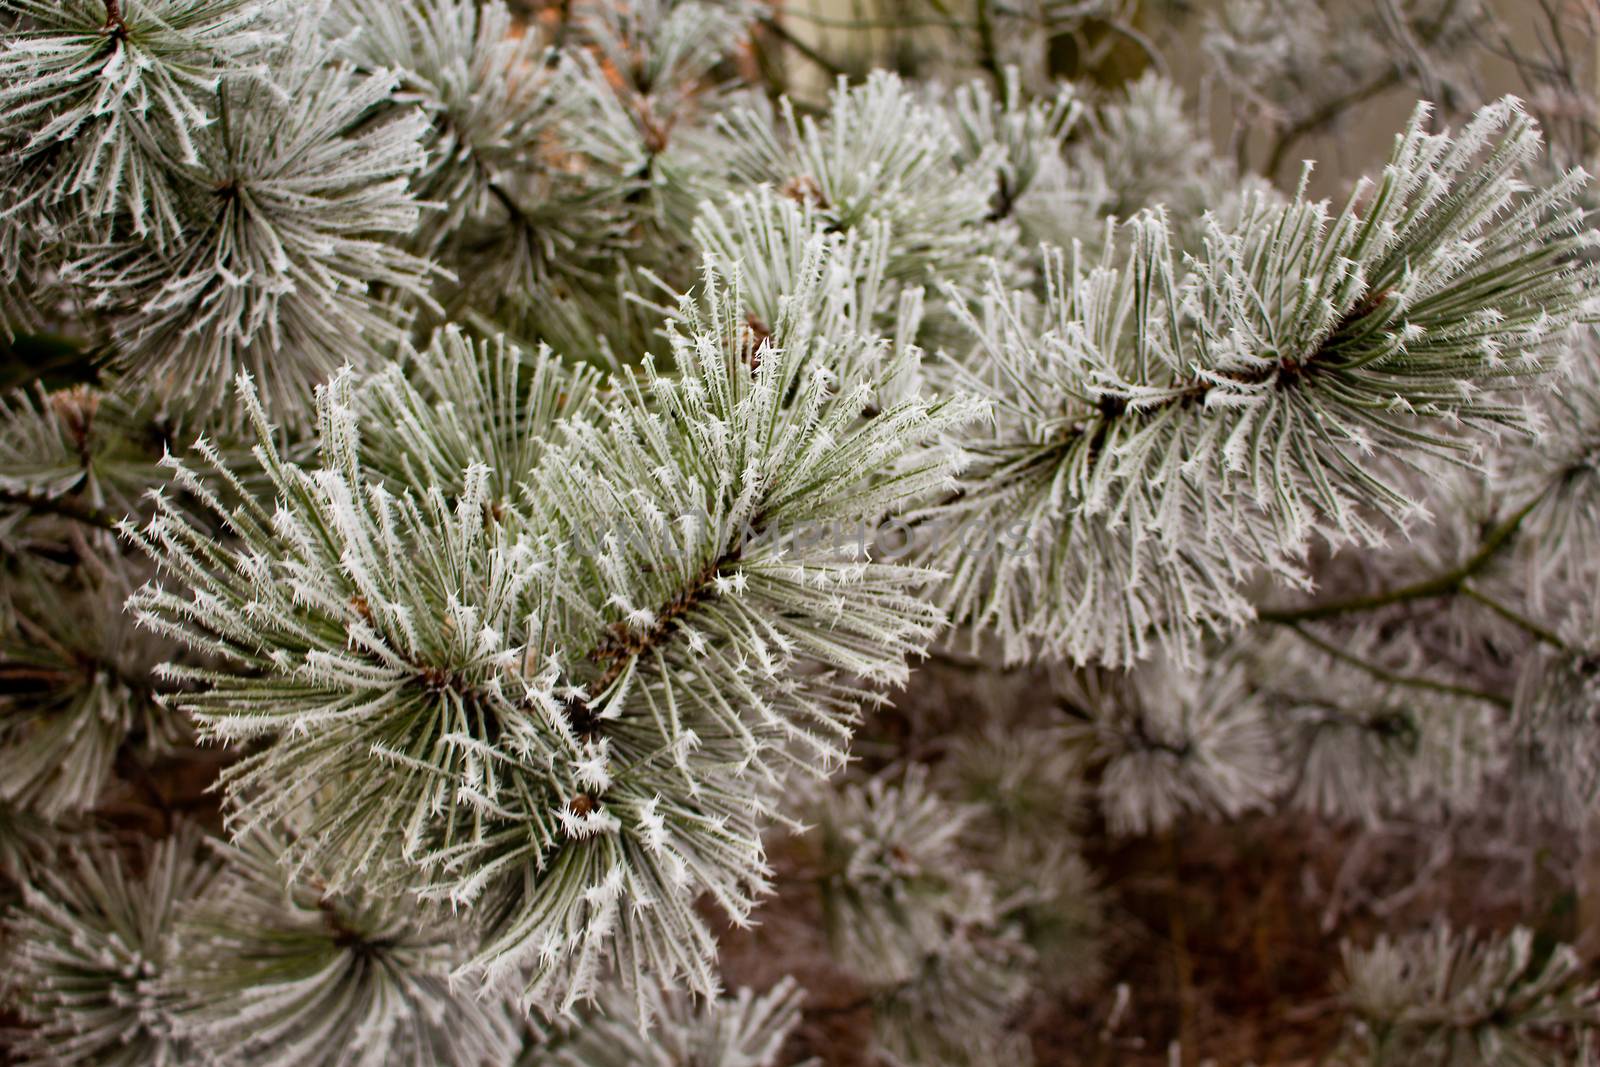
left=758, top=16, right=846, bottom=78
left=0, top=487, right=120, bottom=532
left=1257, top=489, right=1549, bottom=626
left=1279, top=622, right=1512, bottom=711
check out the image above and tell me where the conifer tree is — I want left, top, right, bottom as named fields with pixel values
left=3, top=0, right=1600, bottom=1062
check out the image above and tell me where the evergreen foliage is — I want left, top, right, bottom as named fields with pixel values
left=2, top=0, right=1599, bottom=1061
left=2, top=827, right=219, bottom=1066
left=1335, top=924, right=1600, bottom=1066
left=803, top=768, right=1033, bottom=1067
left=173, top=828, right=523, bottom=1067
left=532, top=978, right=808, bottom=1067
left=123, top=239, right=980, bottom=1011
left=922, top=98, right=1597, bottom=665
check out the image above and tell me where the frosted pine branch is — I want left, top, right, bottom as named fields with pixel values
left=2, top=826, right=220, bottom=1067
left=126, top=233, right=980, bottom=1013
left=923, top=97, right=1599, bottom=666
